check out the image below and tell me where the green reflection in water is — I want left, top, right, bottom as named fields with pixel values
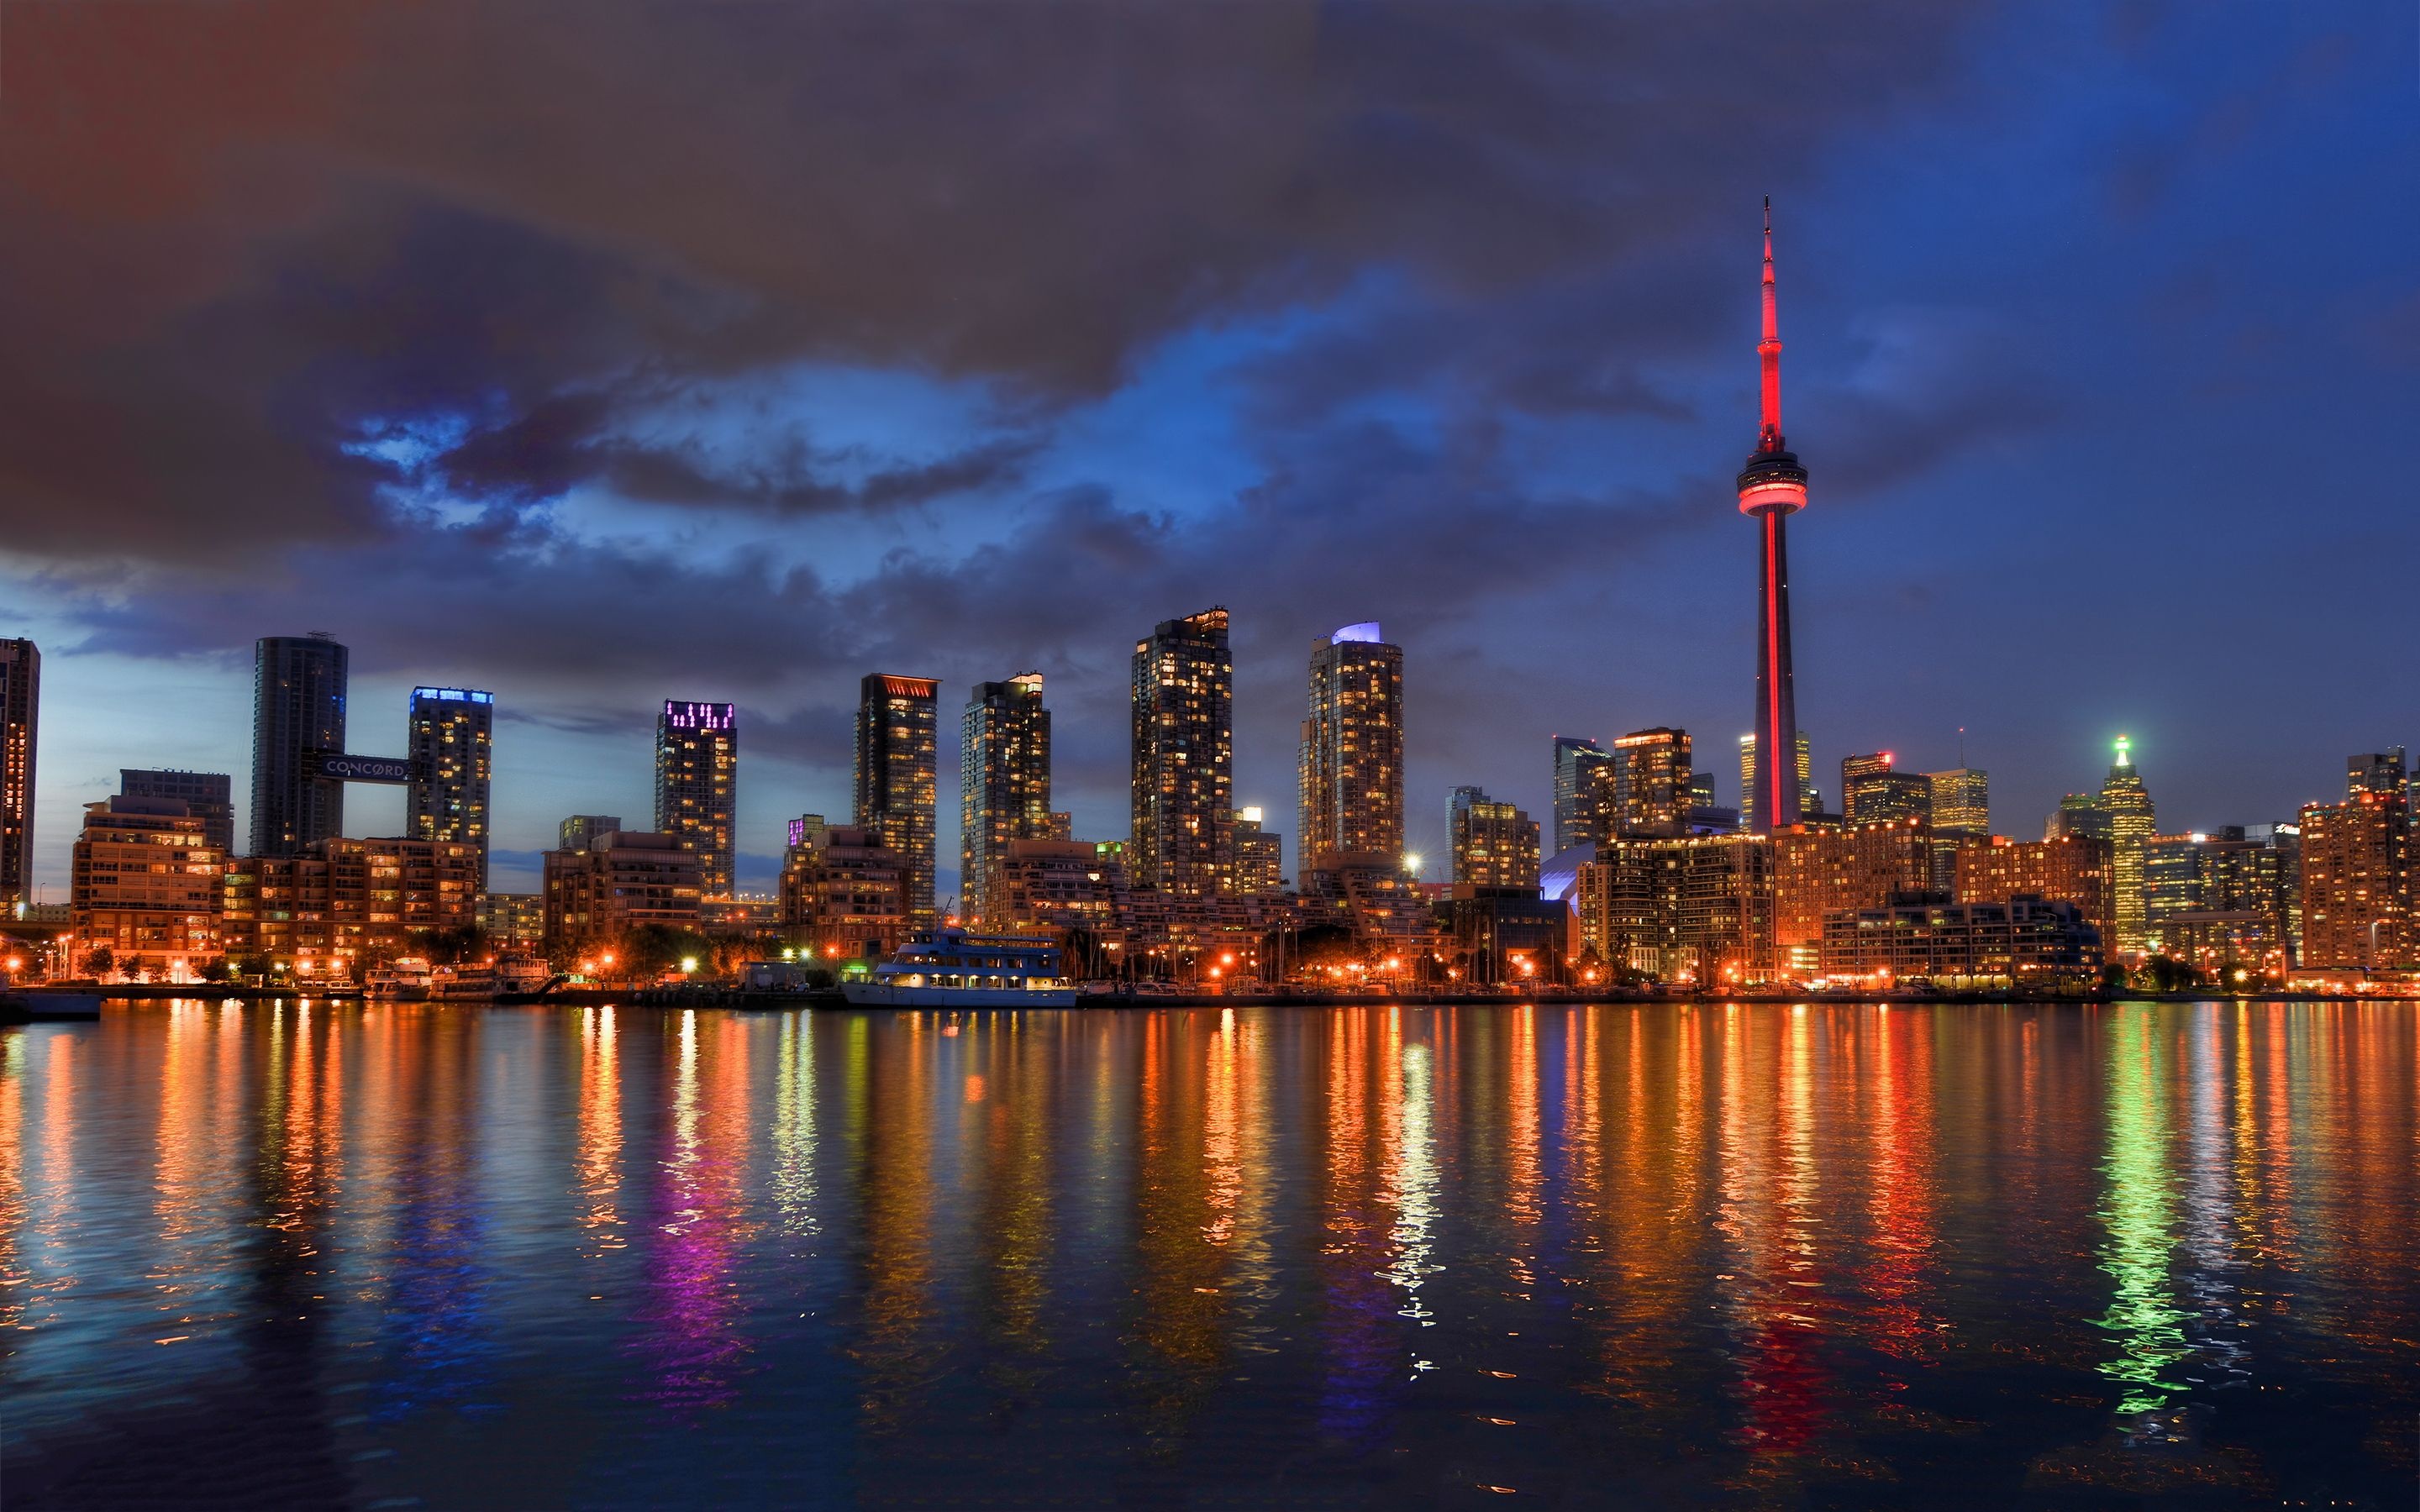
left=2096, top=1006, right=2191, bottom=1417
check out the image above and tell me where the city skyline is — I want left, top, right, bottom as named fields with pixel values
left=9, top=11, right=2420, bottom=1507
left=1, top=606, right=2410, bottom=906
left=3, top=7, right=2416, bottom=901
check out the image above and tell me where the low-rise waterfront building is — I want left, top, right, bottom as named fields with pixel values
left=1955, top=833, right=2114, bottom=942
left=544, top=830, right=703, bottom=956
left=1304, top=849, right=1426, bottom=942
left=1576, top=833, right=1773, bottom=984
left=991, top=838, right=1123, bottom=937
left=71, top=796, right=224, bottom=978
left=1435, top=884, right=1570, bottom=984
left=1770, top=816, right=1933, bottom=974
left=479, top=890, right=544, bottom=948
left=1233, top=807, right=1285, bottom=895
left=777, top=824, right=908, bottom=963
left=1818, top=892, right=2101, bottom=984
left=223, top=834, right=479, bottom=978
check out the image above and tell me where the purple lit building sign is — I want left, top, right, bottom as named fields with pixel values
left=664, top=701, right=735, bottom=732
left=787, top=818, right=806, bottom=849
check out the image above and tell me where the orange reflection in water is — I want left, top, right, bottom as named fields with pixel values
left=577, top=1006, right=624, bottom=1257
left=1316, top=1007, right=1392, bottom=1446
left=0, top=1033, right=26, bottom=1336
left=1714, top=1005, right=1832, bottom=1475
left=6, top=999, right=2416, bottom=1507
left=1128, top=1011, right=1231, bottom=1450
left=1862, top=1005, right=1940, bottom=1361
left=970, top=1013, right=1054, bottom=1362
left=850, top=1011, right=939, bottom=1432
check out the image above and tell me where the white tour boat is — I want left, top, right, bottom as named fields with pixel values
left=839, top=929, right=1078, bottom=1008
left=365, top=958, right=434, bottom=1000
left=429, top=953, right=556, bottom=1000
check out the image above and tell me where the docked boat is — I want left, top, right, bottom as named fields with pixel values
left=431, top=953, right=555, bottom=1000
left=839, top=929, right=1078, bottom=1008
left=0, top=989, right=103, bottom=1022
left=365, top=958, right=434, bottom=1000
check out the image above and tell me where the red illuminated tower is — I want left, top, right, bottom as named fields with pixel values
left=1739, top=197, right=1807, bottom=834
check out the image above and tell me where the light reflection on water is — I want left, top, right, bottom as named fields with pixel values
left=2, top=999, right=2414, bottom=1509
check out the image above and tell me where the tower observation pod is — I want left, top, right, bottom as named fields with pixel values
left=1740, top=198, right=1807, bottom=834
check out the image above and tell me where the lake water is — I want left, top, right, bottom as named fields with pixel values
left=3, top=1000, right=2414, bottom=1509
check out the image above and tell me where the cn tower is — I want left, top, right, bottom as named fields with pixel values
left=1739, top=197, right=1807, bottom=834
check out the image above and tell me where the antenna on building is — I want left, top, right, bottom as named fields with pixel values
left=1959, top=726, right=1967, bottom=767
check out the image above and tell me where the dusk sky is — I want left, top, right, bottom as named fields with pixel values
left=4, top=2, right=2415, bottom=901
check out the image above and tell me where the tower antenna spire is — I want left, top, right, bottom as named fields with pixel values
left=1759, top=195, right=1782, bottom=453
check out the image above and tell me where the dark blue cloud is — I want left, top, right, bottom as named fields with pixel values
left=2, top=0, right=2414, bottom=893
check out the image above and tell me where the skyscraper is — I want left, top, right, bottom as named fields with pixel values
left=2, top=639, right=39, bottom=909
left=1552, top=736, right=1612, bottom=853
left=2297, top=788, right=2410, bottom=970
left=655, top=701, right=736, bottom=898
left=2047, top=793, right=2112, bottom=841
left=120, top=769, right=234, bottom=857
left=1449, top=786, right=1540, bottom=890
left=251, top=633, right=348, bottom=858
left=1927, top=767, right=1990, bottom=837
left=408, top=687, right=494, bottom=881
left=2099, top=734, right=2157, bottom=954
left=2349, top=748, right=2407, bottom=799
left=960, top=673, right=1050, bottom=925
left=1840, top=752, right=1931, bottom=827
left=1131, top=608, right=1234, bottom=898
left=1298, top=622, right=1405, bottom=871
left=1924, top=765, right=1989, bottom=889
left=855, top=675, right=940, bottom=927
left=1738, top=730, right=1812, bottom=834
left=1611, top=727, right=1692, bottom=837
left=1739, top=200, right=1809, bottom=835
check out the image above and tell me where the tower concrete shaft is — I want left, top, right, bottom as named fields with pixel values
left=1738, top=199, right=1807, bottom=834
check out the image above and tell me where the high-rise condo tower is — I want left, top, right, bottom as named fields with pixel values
left=655, top=701, right=737, bottom=898
left=251, top=633, right=349, bottom=858
left=1298, top=622, right=1405, bottom=874
left=855, top=675, right=939, bottom=927
left=1131, top=608, right=1234, bottom=898
left=960, top=674, right=1050, bottom=925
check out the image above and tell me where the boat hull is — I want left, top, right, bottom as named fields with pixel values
left=0, top=990, right=103, bottom=1021
left=839, top=982, right=1078, bottom=1009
